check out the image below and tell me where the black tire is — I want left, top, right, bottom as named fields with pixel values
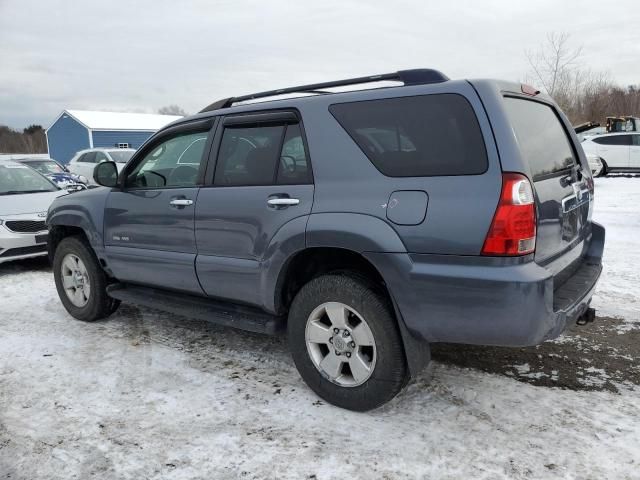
left=53, top=236, right=120, bottom=322
left=288, top=274, right=408, bottom=411
left=599, top=159, right=608, bottom=177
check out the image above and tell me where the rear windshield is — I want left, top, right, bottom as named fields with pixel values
left=329, top=94, right=488, bottom=177
left=503, top=97, right=576, bottom=179
left=25, top=160, right=64, bottom=174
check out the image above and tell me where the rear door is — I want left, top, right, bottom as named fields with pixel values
left=103, top=120, right=214, bottom=293
left=629, top=134, right=640, bottom=169
left=194, top=111, right=314, bottom=308
left=503, top=97, right=591, bottom=264
left=592, top=134, right=631, bottom=168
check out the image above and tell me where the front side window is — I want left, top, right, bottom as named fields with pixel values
left=126, top=131, right=208, bottom=188
left=632, top=135, right=640, bottom=146
left=329, top=94, right=488, bottom=177
left=95, top=152, right=109, bottom=163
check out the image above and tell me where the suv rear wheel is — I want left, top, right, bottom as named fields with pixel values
left=288, top=274, right=407, bottom=411
left=53, top=236, right=120, bottom=321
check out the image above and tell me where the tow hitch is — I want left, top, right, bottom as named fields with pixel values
left=576, top=307, right=596, bottom=326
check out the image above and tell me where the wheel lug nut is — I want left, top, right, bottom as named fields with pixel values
left=333, top=328, right=339, bottom=334
left=335, top=351, right=341, bottom=356
left=342, top=331, right=350, bottom=337
left=346, top=352, right=351, bottom=358
left=350, top=342, right=356, bottom=348
left=328, top=337, right=333, bottom=344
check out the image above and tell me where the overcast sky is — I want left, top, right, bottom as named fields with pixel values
left=1, top=0, right=639, bottom=129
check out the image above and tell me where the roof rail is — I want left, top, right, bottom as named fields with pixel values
left=199, top=68, right=449, bottom=113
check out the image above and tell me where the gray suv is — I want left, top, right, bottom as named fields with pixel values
left=47, top=70, right=604, bottom=411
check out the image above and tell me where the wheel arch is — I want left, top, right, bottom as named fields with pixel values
left=274, top=246, right=429, bottom=378
left=47, top=206, right=105, bottom=267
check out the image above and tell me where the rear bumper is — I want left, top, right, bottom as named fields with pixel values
left=366, top=222, right=605, bottom=347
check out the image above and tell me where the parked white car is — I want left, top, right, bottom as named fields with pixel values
left=581, top=132, right=640, bottom=176
left=67, top=148, right=135, bottom=184
left=0, top=161, right=68, bottom=264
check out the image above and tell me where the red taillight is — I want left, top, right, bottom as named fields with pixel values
left=482, top=173, right=536, bottom=256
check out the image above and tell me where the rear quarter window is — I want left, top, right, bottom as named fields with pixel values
left=329, top=94, right=488, bottom=177
left=503, top=97, right=577, bottom=179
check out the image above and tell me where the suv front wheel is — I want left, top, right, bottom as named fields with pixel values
left=288, top=274, right=408, bottom=411
left=53, top=236, right=120, bottom=321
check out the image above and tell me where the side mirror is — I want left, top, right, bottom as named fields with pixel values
left=93, top=161, right=119, bottom=187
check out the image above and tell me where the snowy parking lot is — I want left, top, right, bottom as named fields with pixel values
left=1, top=177, right=639, bottom=479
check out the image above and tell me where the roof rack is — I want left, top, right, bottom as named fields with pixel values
left=199, top=68, right=449, bottom=113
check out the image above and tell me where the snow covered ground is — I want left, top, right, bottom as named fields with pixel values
left=0, top=176, right=639, bottom=479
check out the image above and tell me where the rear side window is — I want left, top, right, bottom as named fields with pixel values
left=79, top=152, right=96, bottom=163
left=277, top=123, right=312, bottom=185
left=503, top=98, right=577, bottom=178
left=329, top=94, right=488, bottom=177
left=592, top=135, right=631, bottom=146
left=214, top=123, right=312, bottom=186
left=215, top=125, right=285, bottom=186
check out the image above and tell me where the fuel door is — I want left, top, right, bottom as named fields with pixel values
left=385, top=190, right=428, bottom=226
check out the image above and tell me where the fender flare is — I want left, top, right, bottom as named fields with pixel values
left=306, top=213, right=406, bottom=253
left=268, top=213, right=429, bottom=377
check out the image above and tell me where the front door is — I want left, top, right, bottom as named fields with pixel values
left=104, top=122, right=213, bottom=294
left=195, top=113, right=314, bottom=308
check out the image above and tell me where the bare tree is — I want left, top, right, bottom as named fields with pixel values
left=523, top=32, right=640, bottom=125
left=158, top=105, right=188, bottom=116
left=526, top=32, right=583, bottom=98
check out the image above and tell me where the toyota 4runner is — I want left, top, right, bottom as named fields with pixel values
left=47, top=69, right=604, bottom=411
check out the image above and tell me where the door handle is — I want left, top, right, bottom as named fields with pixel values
left=267, top=198, right=300, bottom=206
left=170, top=199, right=194, bottom=206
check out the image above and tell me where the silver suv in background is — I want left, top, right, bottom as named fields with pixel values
left=67, top=148, right=136, bottom=184
left=0, top=161, right=68, bottom=264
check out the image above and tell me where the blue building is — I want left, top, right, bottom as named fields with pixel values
left=46, top=110, right=182, bottom=164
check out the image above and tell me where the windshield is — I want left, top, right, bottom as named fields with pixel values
left=24, top=160, right=65, bottom=175
left=0, top=164, right=59, bottom=195
left=108, top=150, right=134, bottom=163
